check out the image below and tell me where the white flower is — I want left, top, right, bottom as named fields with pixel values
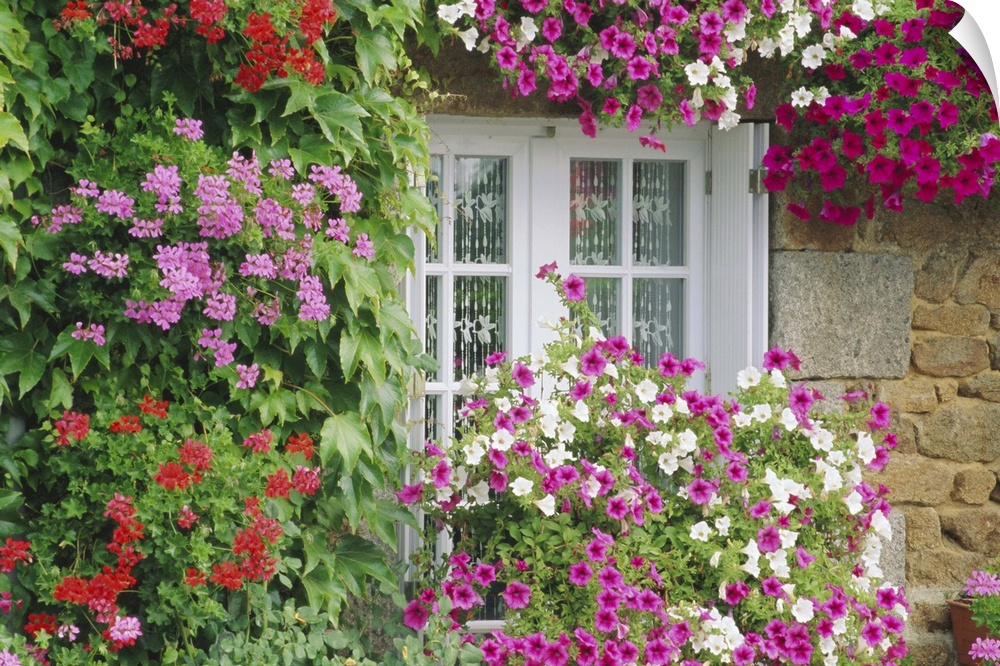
left=844, top=489, right=864, bottom=515
left=852, top=0, right=875, bottom=21
left=676, top=429, right=698, bottom=454
left=651, top=404, right=673, bottom=423
left=511, top=477, right=534, bottom=496
left=710, top=551, right=722, bottom=567
left=604, top=364, right=618, bottom=379
left=870, top=510, right=892, bottom=539
left=539, top=413, right=559, bottom=438
left=718, top=110, right=740, bottom=131
left=778, top=24, right=796, bottom=55
left=690, top=521, right=712, bottom=542
left=856, top=432, right=876, bottom=465
left=535, top=494, right=556, bottom=516
left=458, top=27, right=479, bottom=51
left=561, top=357, right=580, bottom=377
left=737, top=366, right=761, bottom=389
left=468, top=480, right=491, bottom=505
left=684, top=61, right=711, bottom=86
left=792, top=598, right=815, bottom=623
left=517, top=17, right=538, bottom=49
left=458, top=376, right=478, bottom=394
left=733, top=411, right=752, bottom=427
left=791, top=11, right=812, bottom=37
left=714, top=74, right=732, bottom=89
left=814, top=86, right=831, bottom=105
left=816, top=459, right=843, bottom=493
left=822, top=32, right=836, bottom=49
left=494, top=397, right=512, bottom=413
left=779, top=408, right=798, bottom=431
left=839, top=25, right=857, bottom=40
left=758, top=37, right=778, bottom=58
left=544, top=445, right=574, bottom=467
left=751, top=404, right=773, bottom=423
left=492, top=429, right=514, bottom=451
left=658, top=452, right=679, bottom=475
left=801, top=44, right=826, bottom=69
left=690, top=87, right=704, bottom=109
left=557, top=420, right=576, bottom=443
left=451, top=466, right=468, bottom=489
left=779, top=529, right=798, bottom=549
left=635, top=379, right=658, bottom=403
left=790, top=87, right=814, bottom=108
left=766, top=550, right=790, bottom=578
left=464, top=440, right=486, bottom=466
left=770, top=369, right=787, bottom=388
left=809, top=427, right=834, bottom=452
left=715, top=516, right=731, bottom=536
left=584, top=475, right=601, bottom=498
left=572, top=399, right=590, bottom=422
left=437, top=3, right=463, bottom=24
left=674, top=398, right=690, bottom=415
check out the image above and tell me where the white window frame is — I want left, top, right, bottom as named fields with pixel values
left=401, top=116, right=770, bottom=629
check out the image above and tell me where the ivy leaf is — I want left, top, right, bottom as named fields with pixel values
left=319, top=412, right=372, bottom=473
left=0, top=112, right=29, bottom=154
left=354, top=28, right=396, bottom=84
left=0, top=215, right=23, bottom=268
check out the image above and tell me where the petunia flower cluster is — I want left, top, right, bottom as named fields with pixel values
left=38, top=112, right=374, bottom=400
left=403, top=266, right=907, bottom=666
left=436, top=0, right=996, bottom=218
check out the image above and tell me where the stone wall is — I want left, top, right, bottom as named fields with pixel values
left=770, top=193, right=1000, bottom=666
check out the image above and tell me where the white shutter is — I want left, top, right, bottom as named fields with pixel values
left=707, top=123, right=770, bottom=395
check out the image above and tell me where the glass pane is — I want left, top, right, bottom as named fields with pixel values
left=570, top=160, right=621, bottom=266
left=425, top=275, right=441, bottom=381
left=632, top=278, right=683, bottom=361
left=454, top=157, right=507, bottom=264
left=583, top=277, right=620, bottom=337
left=423, top=394, right=444, bottom=444
left=453, top=276, right=506, bottom=378
left=633, top=161, right=685, bottom=266
left=426, top=155, right=444, bottom=263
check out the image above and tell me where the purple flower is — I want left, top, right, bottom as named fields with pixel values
left=605, top=496, right=629, bottom=520
left=512, top=362, right=535, bottom=389
left=562, top=274, right=586, bottom=301
left=353, top=233, right=375, bottom=260
left=396, top=483, right=423, bottom=505
left=757, top=525, right=781, bottom=553
left=970, top=637, right=1000, bottom=662
left=580, top=347, right=607, bottom=377
left=965, top=570, right=1000, bottom=596
left=236, top=363, right=260, bottom=389
left=568, top=561, right=593, bottom=586
left=402, top=599, right=429, bottom=630
left=94, top=189, right=135, bottom=219
left=63, top=253, right=88, bottom=275
left=502, top=581, right=531, bottom=609
left=687, top=478, right=715, bottom=505
left=203, top=292, right=237, bottom=321
left=173, top=118, right=204, bottom=140
left=108, top=615, right=143, bottom=642
left=88, top=250, right=130, bottom=278
left=569, top=380, right=592, bottom=401
left=431, top=460, right=451, bottom=489
left=72, top=322, right=106, bottom=346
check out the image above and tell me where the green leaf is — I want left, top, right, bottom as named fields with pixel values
left=337, top=474, right=361, bottom=531
left=0, top=112, right=29, bottom=154
left=17, top=350, right=45, bottom=398
left=319, top=413, right=372, bottom=473
left=311, top=91, right=368, bottom=149
left=339, top=330, right=361, bottom=380
left=354, top=28, right=397, bottom=84
left=47, top=368, right=73, bottom=411
left=0, top=215, right=22, bottom=269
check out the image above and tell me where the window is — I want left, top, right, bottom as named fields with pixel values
left=401, top=117, right=770, bottom=625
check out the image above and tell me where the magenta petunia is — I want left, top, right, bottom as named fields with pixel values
left=502, top=581, right=532, bottom=609
left=562, top=274, right=586, bottom=301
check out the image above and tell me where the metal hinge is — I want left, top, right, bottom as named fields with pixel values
left=749, top=168, right=767, bottom=195
left=705, top=171, right=712, bottom=195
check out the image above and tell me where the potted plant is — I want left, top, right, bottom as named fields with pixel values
left=401, top=268, right=908, bottom=665
left=951, top=570, right=1000, bottom=665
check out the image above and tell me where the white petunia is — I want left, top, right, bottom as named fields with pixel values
left=870, top=510, right=892, bottom=540
left=676, top=429, right=698, bottom=454
left=468, top=480, right=491, bottom=505
left=856, top=431, right=876, bottom=465
left=458, top=27, right=479, bottom=51
left=778, top=24, right=796, bottom=55
left=791, top=10, right=812, bottom=37
left=801, top=44, right=826, bottom=69
left=635, top=379, right=658, bottom=403
left=770, top=369, right=787, bottom=388
left=814, top=86, right=831, bottom=105
left=751, top=404, right=773, bottom=423
left=718, top=110, right=740, bottom=131
left=809, top=427, right=834, bottom=452
left=684, top=61, right=711, bottom=86
left=510, top=477, right=534, bottom=497
left=844, top=490, right=864, bottom=515
left=674, top=398, right=690, bottom=415
left=535, top=494, right=556, bottom=516
left=690, top=521, right=712, bottom=542
left=539, top=413, right=559, bottom=439
left=651, top=404, right=673, bottom=423
left=779, top=529, right=798, bottom=549
left=758, top=37, right=778, bottom=58
left=492, top=429, right=514, bottom=451
left=437, top=3, right=463, bottom=24
left=517, top=17, right=538, bottom=49
left=584, top=475, right=601, bottom=498
left=737, top=366, right=761, bottom=389
left=464, top=440, right=486, bottom=466
left=792, top=599, right=815, bottom=623
left=852, top=0, right=875, bottom=21
left=561, top=356, right=580, bottom=377
left=710, top=551, right=722, bottom=567
left=715, top=516, right=731, bottom=536
left=766, top=550, right=790, bottom=578
left=658, top=452, right=679, bottom=475
left=779, top=408, right=798, bottom=431
left=557, top=420, right=576, bottom=443
left=733, top=411, right=752, bottom=427
left=572, top=399, right=590, bottom=422
left=494, top=397, right=512, bottom=413
left=840, top=25, right=857, bottom=40
left=790, top=87, right=814, bottom=107
left=691, top=87, right=704, bottom=110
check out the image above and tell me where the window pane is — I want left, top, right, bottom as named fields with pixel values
left=582, top=277, right=620, bottom=337
left=633, top=278, right=683, bottom=360
left=426, top=155, right=444, bottom=263
left=453, top=276, right=506, bottom=378
left=454, top=157, right=507, bottom=264
left=425, top=275, right=441, bottom=381
left=423, top=394, right=444, bottom=443
left=633, top=161, right=685, bottom=267
left=570, top=160, right=621, bottom=266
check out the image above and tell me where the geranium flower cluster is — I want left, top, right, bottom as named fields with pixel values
left=39, top=113, right=371, bottom=398
left=0, top=394, right=325, bottom=661
left=54, top=0, right=338, bottom=91
left=764, top=0, right=999, bottom=222
left=403, top=267, right=907, bottom=665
